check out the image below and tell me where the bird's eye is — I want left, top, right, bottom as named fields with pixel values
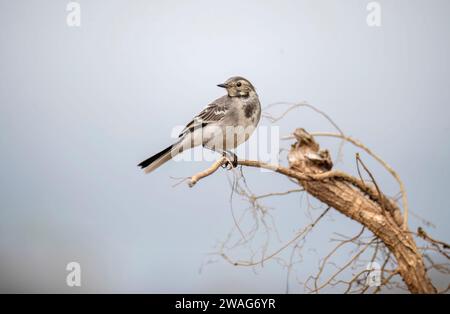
left=236, top=82, right=242, bottom=87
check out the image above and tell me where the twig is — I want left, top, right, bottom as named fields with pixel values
left=221, top=207, right=330, bottom=267
left=356, top=153, right=386, bottom=212
left=188, top=158, right=389, bottom=216
left=188, top=157, right=228, bottom=187
left=417, top=227, right=450, bottom=259
left=283, top=132, right=409, bottom=229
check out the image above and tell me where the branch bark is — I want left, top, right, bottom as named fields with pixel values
left=188, top=128, right=437, bottom=294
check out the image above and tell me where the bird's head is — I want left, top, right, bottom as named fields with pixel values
left=217, top=76, right=256, bottom=97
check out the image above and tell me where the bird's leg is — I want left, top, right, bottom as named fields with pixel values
left=202, top=144, right=237, bottom=170
left=221, top=150, right=238, bottom=169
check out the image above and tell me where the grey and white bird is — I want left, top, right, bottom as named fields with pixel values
left=138, top=76, right=261, bottom=173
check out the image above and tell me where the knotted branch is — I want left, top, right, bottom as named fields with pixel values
left=189, top=128, right=442, bottom=293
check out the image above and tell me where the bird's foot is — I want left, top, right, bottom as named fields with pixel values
left=221, top=151, right=238, bottom=170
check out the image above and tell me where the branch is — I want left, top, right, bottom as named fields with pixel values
left=189, top=158, right=373, bottom=195
left=283, top=131, right=409, bottom=229
left=188, top=157, right=229, bottom=187
left=188, top=158, right=399, bottom=226
left=188, top=128, right=439, bottom=293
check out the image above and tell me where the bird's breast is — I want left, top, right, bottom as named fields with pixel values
left=241, top=98, right=261, bottom=126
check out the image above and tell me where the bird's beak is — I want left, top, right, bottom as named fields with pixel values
left=217, top=83, right=228, bottom=88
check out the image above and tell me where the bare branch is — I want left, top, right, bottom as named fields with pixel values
left=188, top=102, right=448, bottom=293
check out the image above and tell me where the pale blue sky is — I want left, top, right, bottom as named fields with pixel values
left=0, top=0, right=449, bottom=292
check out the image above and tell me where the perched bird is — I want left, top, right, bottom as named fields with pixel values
left=138, top=76, right=261, bottom=173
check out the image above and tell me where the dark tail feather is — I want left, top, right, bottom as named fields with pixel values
left=138, top=144, right=174, bottom=170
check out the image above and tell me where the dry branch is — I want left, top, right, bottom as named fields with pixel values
left=189, top=128, right=440, bottom=293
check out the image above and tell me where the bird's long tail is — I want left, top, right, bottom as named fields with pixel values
left=138, top=143, right=182, bottom=174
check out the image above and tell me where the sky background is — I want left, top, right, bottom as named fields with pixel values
left=0, top=0, right=449, bottom=293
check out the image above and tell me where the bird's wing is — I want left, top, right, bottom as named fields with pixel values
left=178, top=99, right=230, bottom=138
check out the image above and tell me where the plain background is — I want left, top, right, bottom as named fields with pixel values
left=0, top=0, right=449, bottom=292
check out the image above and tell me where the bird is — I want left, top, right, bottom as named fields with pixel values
left=138, top=76, right=261, bottom=173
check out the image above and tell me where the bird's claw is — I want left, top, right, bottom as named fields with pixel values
left=221, top=162, right=233, bottom=170
left=221, top=152, right=238, bottom=170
